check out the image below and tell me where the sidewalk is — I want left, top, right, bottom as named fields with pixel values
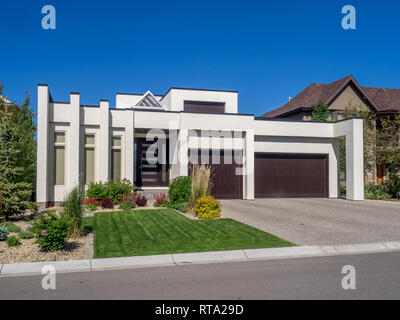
left=1, top=241, right=400, bottom=277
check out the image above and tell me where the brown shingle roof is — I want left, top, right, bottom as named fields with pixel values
left=263, top=76, right=400, bottom=117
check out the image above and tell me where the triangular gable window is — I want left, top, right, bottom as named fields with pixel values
left=135, top=91, right=164, bottom=109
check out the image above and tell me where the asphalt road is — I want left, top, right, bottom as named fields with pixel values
left=1, top=251, right=400, bottom=300
left=221, top=198, right=400, bottom=245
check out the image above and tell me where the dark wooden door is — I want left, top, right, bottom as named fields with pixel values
left=255, top=153, right=328, bottom=198
left=189, top=149, right=243, bottom=199
left=135, top=138, right=169, bottom=187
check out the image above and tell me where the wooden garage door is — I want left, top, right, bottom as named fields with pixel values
left=189, top=150, right=242, bottom=199
left=255, top=153, right=328, bottom=198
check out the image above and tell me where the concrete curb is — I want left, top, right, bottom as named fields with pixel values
left=2, top=241, right=400, bottom=277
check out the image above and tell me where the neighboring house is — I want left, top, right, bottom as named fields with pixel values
left=36, top=84, right=364, bottom=208
left=262, top=75, right=400, bottom=183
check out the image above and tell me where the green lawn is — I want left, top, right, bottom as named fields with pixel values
left=83, top=209, right=295, bottom=258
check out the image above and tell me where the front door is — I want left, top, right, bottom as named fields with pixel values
left=135, top=138, right=169, bottom=187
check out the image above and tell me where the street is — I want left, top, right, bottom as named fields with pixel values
left=1, top=251, right=400, bottom=299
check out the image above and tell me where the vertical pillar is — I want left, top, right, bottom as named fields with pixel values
left=99, top=100, right=110, bottom=182
left=244, top=129, right=254, bottom=200
left=37, top=85, right=50, bottom=206
left=69, top=93, right=80, bottom=189
left=124, top=109, right=134, bottom=183
left=179, top=128, right=189, bottom=176
left=346, top=118, right=364, bottom=200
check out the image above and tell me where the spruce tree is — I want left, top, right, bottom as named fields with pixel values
left=0, top=86, right=35, bottom=220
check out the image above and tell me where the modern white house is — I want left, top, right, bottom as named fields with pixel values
left=36, top=84, right=364, bottom=208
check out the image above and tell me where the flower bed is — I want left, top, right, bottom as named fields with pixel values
left=0, top=217, right=86, bottom=264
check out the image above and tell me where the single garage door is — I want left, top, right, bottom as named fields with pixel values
left=189, top=149, right=242, bottom=199
left=255, top=153, right=328, bottom=198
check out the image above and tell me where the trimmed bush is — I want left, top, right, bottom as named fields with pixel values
left=0, top=225, right=8, bottom=241
left=106, top=179, right=136, bottom=203
left=194, top=196, right=221, bottom=219
left=18, top=230, right=34, bottom=239
left=101, top=197, right=114, bottom=209
left=0, top=221, right=21, bottom=233
left=86, top=182, right=109, bottom=201
left=6, top=236, right=21, bottom=247
left=32, top=214, right=69, bottom=251
left=365, top=183, right=391, bottom=200
left=119, top=200, right=135, bottom=210
left=134, top=194, right=148, bottom=207
left=154, top=193, right=169, bottom=207
left=168, top=176, right=192, bottom=205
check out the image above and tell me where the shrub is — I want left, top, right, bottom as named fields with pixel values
left=32, top=213, right=69, bottom=251
left=6, top=236, right=21, bottom=247
left=154, top=193, right=169, bottom=207
left=190, top=164, right=213, bottom=208
left=106, top=179, right=136, bottom=203
left=194, top=196, right=221, bottom=219
left=385, top=172, right=400, bottom=198
left=86, top=182, right=109, bottom=201
left=18, top=230, right=34, bottom=239
left=340, top=184, right=346, bottom=196
left=134, top=194, right=148, bottom=207
left=85, top=203, right=98, bottom=212
left=0, top=221, right=21, bottom=233
left=168, top=176, right=192, bottom=205
left=170, top=201, right=189, bottom=213
left=119, top=200, right=135, bottom=210
left=61, top=186, right=85, bottom=238
left=365, top=184, right=391, bottom=200
left=83, top=197, right=100, bottom=206
left=101, top=197, right=114, bottom=209
left=0, top=225, right=7, bottom=241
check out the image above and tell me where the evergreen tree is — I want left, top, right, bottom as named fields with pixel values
left=311, top=102, right=331, bottom=122
left=0, top=85, right=36, bottom=219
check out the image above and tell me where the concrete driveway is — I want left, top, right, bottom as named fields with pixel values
left=220, top=198, right=400, bottom=246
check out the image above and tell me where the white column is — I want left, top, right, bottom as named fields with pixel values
left=346, top=118, right=364, bottom=200
left=179, top=128, right=189, bottom=176
left=124, top=109, right=134, bottom=183
left=244, top=129, right=254, bottom=200
left=99, top=100, right=110, bottom=182
left=37, top=85, right=50, bottom=205
left=69, top=93, right=80, bottom=189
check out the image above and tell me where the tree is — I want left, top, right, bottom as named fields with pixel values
left=342, top=104, right=400, bottom=191
left=342, top=104, right=377, bottom=179
left=0, top=86, right=36, bottom=220
left=311, top=102, right=331, bottom=122
left=375, top=113, right=400, bottom=171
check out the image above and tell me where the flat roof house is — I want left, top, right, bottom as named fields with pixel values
left=36, top=84, right=364, bottom=209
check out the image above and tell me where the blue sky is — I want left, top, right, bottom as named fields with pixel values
left=2, top=0, right=400, bottom=117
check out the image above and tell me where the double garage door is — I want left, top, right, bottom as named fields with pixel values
left=189, top=151, right=328, bottom=199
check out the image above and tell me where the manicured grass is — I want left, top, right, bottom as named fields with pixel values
left=83, top=209, right=295, bottom=258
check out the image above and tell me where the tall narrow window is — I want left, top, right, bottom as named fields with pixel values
left=111, top=136, right=122, bottom=180
left=85, top=134, right=96, bottom=185
left=54, top=132, right=66, bottom=185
